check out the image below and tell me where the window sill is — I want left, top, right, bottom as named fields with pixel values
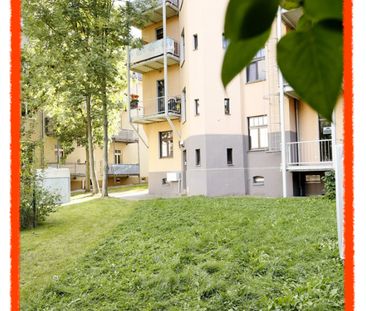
left=246, top=79, right=266, bottom=85
left=248, top=148, right=268, bottom=152
left=227, top=164, right=234, bottom=167
left=253, top=183, right=264, bottom=187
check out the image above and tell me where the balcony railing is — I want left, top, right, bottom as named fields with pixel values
left=108, top=164, right=139, bottom=176
left=287, top=139, right=333, bottom=169
left=48, top=163, right=140, bottom=177
left=112, top=129, right=138, bottom=143
left=130, top=38, right=180, bottom=73
left=131, top=96, right=181, bottom=124
left=131, top=0, right=180, bottom=28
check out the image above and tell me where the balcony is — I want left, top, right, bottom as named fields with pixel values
left=48, top=163, right=140, bottom=177
left=131, top=0, right=179, bottom=28
left=108, top=164, right=140, bottom=176
left=283, top=80, right=299, bottom=99
left=281, top=8, right=303, bottom=29
left=130, top=37, right=180, bottom=73
left=287, top=139, right=333, bottom=171
left=131, top=96, right=181, bottom=124
left=112, top=129, right=138, bottom=144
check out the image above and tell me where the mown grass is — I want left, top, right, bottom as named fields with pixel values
left=20, top=198, right=135, bottom=308
left=21, top=196, right=343, bottom=310
left=108, top=183, right=148, bottom=193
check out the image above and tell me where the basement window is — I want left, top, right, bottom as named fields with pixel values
left=253, top=176, right=264, bottom=185
left=195, top=149, right=201, bottom=166
left=227, top=148, right=233, bottom=165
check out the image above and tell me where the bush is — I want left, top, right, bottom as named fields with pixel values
left=20, top=141, right=59, bottom=230
left=322, top=171, right=336, bottom=200
left=20, top=180, right=60, bottom=230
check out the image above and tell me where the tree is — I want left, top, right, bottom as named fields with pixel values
left=221, top=0, right=343, bottom=121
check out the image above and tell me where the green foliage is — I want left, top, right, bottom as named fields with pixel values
left=20, top=142, right=59, bottom=230
left=222, top=0, right=343, bottom=121
left=22, top=197, right=343, bottom=310
left=322, top=170, right=336, bottom=200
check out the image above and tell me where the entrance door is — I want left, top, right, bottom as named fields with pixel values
left=318, top=115, right=332, bottom=162
left=157, top=80, right=165, bottom=113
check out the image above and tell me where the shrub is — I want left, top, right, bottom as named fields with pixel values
left=20, top=141, right=59, bottom=230
left=322, top=171, right=336, bottom=200
left=20, top=179, right=60, bottom=230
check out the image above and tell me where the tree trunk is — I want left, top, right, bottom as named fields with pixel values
left=86, top=95, right=99, bottom=194
left=101, top=80, right=109, bottom=197
left=85, top=142, right=91, bottom=192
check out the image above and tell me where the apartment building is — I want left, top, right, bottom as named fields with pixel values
left=24, top=76, right=148, bottom=191
left=128, top=0, right=343, bottom=197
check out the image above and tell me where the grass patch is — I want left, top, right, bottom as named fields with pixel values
left=21, top=197, right=343, bottom=310
left=20, top=198, right=135, bottom=308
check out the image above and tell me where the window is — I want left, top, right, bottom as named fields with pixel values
left=195, top=99, right=200, bottom=116
left=227, top=148, right=233, bottom=165
left=193, top=34, right=198, bottom=50
left=246, top=48, right=266, bottom=82
left=156, top=27, right=163, bottom=40
left=248, top=115, right=268, bottom=150
left=181, top=87, right=187, bottom=123
left=253, top=176, right=264, bottom=185
left=180, top=29, right=185, bottom=64
left=224, top=98, right=230, bottom=115
left=114, top=150, right=122, bottom=164
left=195, top=149, right=201, bottom=166
left=305, top=175, right=321, bottom=183
left=222, top=33, right=229, bottom=49
left=54, top=145, right=64, bottom=161
left=159, top=131, right=173, bottom=158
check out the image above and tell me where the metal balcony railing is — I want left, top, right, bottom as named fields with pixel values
left=130, top=37, right=180, bottom=66
left=130, top=96, right=181, bottom=121
left=48, top=163, right=140, bottom=177
left=108, top=164, right=140, bottom=176
left=287, top=139, right=333, bottom=167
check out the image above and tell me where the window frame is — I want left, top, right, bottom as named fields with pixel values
left=194, top=99, right=200, bottom=116
left=227, top=148, right=233, bottom=165
left=114, top=149, right=122, bottom=164
left=155, top=27, right=163, bottom=40
left=224, top=98, right=230, bottom=115
left=195, top=149, right=201, bottom=166
left=248, top=115, right=269, bottom=150
left=193, top=33, right=198, bottom=50
left=159, top=131, right=174, bottom=159
left=246, top=48, right=266, bottom=83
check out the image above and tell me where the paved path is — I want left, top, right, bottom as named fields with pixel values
left=109, top=189, right=158, bottom=200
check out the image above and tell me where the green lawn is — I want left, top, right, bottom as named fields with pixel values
left=21, top=196, right=343, bottom=310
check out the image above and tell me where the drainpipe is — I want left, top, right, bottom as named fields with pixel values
left=277, top=8, right=288, bottom=197
left=332, top=110, right=343, bottom=259
left=163, top=1, right=168, bottom=116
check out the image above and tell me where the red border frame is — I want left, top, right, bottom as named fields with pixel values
left=10, top=0, right=354, bottom=310
left=11, top=0, right=21, bottom=310
left=343, top=0, right=354, bottom=309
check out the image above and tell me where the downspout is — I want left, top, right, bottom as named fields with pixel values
left=277, top=8, right=288, bottom=197
left=332, top=110, right=343, bottom=258
left=163, top=0, right=168, bottom=119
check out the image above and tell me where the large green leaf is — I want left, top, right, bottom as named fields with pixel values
left=304, top=0, right=342, bottom=22
left=222, top=30, right=270, bottom=87
left=277, top=22, right=343, bottom=120
left=224, top=0, right=279, bottom=40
